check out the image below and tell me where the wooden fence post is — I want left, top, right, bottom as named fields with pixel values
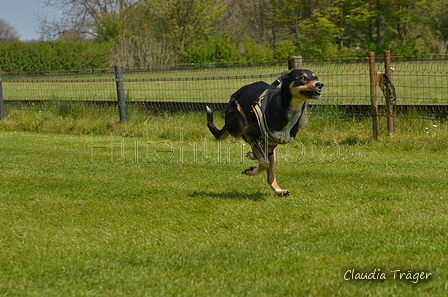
left=0, top=69, right=4, bottom=120
left=368, top=52, right=379, bottom=140
left=288, top=55, right=303, bottom=70
left=384, top=50, right=394, bottom=135
left=288, top=56, right=308, bottom=128
left=114, top=65, right=127, bottom=123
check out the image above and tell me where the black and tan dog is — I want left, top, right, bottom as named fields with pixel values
left=206, top=69, right=324, bottom=196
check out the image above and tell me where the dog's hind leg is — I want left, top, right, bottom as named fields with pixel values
left=267, top=148, right=290, bottom=196
left=206, top=106, right=230, bottom=141
left=234, top=100, right=249, bottom=132
left=242, top=137, right=270, bottom=176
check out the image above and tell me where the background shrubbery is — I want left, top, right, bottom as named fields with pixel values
left=0, top=41, right=109, bottom=70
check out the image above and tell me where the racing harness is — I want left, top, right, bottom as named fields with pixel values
left=251, top=76, right=306, bottom=145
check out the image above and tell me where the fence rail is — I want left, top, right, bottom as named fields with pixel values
left=1, top=54, right=448, bottom=126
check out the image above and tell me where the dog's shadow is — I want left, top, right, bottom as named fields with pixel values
left=188, top=191, right=266, bottom=201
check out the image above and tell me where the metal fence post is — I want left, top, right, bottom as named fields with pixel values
left=384, top=50, right=394, bottom=135
left=114, top=65, right=127, bottom=122
left=368, top=52, right=379, bottom=140
left=0, top=69, right=4, bottom=120
left=288, top=56, right=308, bottom=128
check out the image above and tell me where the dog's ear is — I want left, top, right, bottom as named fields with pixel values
left=282, top=70, right=301, bottom=84
left=281, top=72, right=290, bottom=80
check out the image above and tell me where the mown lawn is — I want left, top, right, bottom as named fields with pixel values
left=0, top=113, right=447, bottom=296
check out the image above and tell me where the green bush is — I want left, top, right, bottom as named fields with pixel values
left=241, top=38, right=273, bottom=61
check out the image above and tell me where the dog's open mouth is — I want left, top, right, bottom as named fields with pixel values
left=300, top=91, right=321, bottom=99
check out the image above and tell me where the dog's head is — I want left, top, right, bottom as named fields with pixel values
left=282, top=69, right=324, bottom=100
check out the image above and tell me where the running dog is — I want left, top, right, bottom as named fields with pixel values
left=206, top=69, right=324, bottom=196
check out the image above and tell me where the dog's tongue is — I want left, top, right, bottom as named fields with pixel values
left=311, top=92, right=321, bottom=99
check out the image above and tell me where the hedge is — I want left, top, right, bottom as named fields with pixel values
left=0, top=41, right=110, bottom=70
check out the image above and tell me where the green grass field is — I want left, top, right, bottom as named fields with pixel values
left=0, top=111, right=447, bottom=296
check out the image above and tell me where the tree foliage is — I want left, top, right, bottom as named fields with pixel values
left=1, top=0, right=448, bottom=69
left=37, top=0, right=448, bottom=61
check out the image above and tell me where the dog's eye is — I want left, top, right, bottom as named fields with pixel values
left=300, top=76, right=307, bottom=81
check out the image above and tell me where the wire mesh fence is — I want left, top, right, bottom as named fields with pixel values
left=391, top=58, right=448, bottom=104
left=1, top=55, right=448, bottom=121
left=302, top=56, right=371, bottom=106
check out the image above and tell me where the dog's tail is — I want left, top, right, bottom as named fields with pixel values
left=206, top=106, right=230, bottom=141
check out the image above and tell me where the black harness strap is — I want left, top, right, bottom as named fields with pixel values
left=251, top=76, right=288, bottom=145
left=261, top=77, right=282, bottom=112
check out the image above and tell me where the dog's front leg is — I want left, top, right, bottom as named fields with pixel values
left=267, top=148, right=290, bottom=196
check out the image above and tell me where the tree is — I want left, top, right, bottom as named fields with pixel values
left=414, top=0, right=448, bottom=54
left=269, top=0, right=307, bottom=41
left=237, top=0, right=272, bottom=43
left=37, top=0, right=139, bottom=41
left=342, top=0, right=424, bottom=52
left=145, top=0, right=226, bottom=57
left=0, top=18, right=20, bottom=43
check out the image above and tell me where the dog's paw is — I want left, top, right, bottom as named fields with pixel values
left=242, top=167, right=257, bottom=175
left=276, top=189, right=290, bottom=197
